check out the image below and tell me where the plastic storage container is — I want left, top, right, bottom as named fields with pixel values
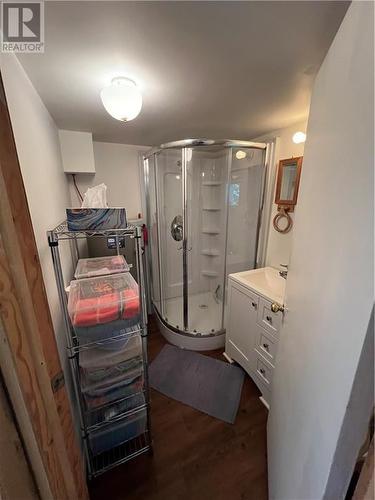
left=79, top=334, right=142, bottom=388
left=68, top=273, right=140, bottom=345
left=89, top=410, right=147, bottom=456
left=74, top=255, right=130, bottom=279
left=86, top=392, right=146, bottom=428
left=82, top=364, right=144, bottom=410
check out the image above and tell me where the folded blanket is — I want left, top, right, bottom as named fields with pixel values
left=74, top=318, right=140, bottom=347
left=87, top=392, right=146, bottom=427
left=81, top=356, right=143, bottom=388
left=80, top=334, right=141, bottom=368
left=83, top=374, right=144, bottom=409
left=120, top=289, right=139, bottom=319
left=90, top=412, right=146, bottom=455
left=72, top=289, right=140, bottom=327
left=75, top=255, right=127, bottom=279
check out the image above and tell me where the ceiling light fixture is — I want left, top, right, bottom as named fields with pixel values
left=236, top=150, right=247, bottom=160
left=292, top=131, right=306, bottom=144
left=100, top=77, right=142, bottom=122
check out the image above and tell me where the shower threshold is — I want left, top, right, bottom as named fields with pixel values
left=153, top=292, right=225, bottom=351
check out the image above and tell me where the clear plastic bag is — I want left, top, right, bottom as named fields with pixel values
left=81, top=183, right=108, bottom=208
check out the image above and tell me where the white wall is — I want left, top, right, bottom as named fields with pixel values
left=268, top=2, right=374, bottom=499
left=0, top=54, right=77, bottom=434
left=69, top=141, right=149, bottom=220
left=255, top=120, right=307, bottom=269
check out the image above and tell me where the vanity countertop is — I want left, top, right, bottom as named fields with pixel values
left=229, top=266, right=286, bottom=304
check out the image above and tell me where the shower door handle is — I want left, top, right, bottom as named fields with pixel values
left=171, top=215, right=183, bottom=242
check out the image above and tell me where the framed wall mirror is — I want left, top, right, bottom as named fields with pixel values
left=275, top=156, right=303, bottom=212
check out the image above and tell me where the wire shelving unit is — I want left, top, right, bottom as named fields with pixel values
left=47, top=222, right=152, bottom=479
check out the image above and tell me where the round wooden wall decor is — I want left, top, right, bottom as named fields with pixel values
left=273, top=208, right=293, bottom=234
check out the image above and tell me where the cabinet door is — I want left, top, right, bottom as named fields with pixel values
left=227, top=282, right=259, bottom=372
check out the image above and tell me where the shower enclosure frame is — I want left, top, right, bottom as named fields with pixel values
left=144, top=139, right=269, bottom=350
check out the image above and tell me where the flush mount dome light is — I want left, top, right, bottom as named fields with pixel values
left=292, top=131, right=306, bottom=144
left=236, top=150, right=247, bottom=160
left=100, top=77, right=142, bottom=122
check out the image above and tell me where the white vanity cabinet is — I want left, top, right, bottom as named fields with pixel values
left=225, top=267, right=285, bottom=408
left=225, top=282, right=257, bottom=371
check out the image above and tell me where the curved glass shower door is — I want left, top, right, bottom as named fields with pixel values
left=185, top=146, right=230, bottom=334
left=152, top=146, right=230, bottom=335
left=155, top=149, right=184, bottom=330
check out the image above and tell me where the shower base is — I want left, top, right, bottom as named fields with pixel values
left=153, top=292, right=225, bottom=351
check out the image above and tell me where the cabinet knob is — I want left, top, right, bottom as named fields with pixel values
left=271, top=302, right=284, bottom=313
left=266, top=315, right=272, bottom=323
left=251, top=301, right=257, bottom=309
left=263, top=343, right=269, bottom=351
left=260, top=368, right=266, bottom=375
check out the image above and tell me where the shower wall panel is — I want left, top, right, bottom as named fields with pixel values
left=226, top=148, right=265, bottom=276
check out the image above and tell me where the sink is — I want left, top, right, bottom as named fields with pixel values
left=229, top=267, right=286, bottom=304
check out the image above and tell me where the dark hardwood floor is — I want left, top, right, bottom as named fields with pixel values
left=89, top=316, right=269, bottom=500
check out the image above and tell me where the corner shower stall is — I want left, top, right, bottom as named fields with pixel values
left=144, top=139, right=268, bottom=350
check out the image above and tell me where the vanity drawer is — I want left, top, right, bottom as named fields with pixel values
left=255, top=327, right=278, bottom=366
left=256, top=357, right=273, bottom=386
left=257, top=298, right=282, bottom=337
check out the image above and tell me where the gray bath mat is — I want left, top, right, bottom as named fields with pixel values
left=149, top=344, right=245, bottom=424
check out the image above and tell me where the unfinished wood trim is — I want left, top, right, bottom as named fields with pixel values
left=353, top=437, right=374, bottom=500
left=0, top=375, right=39, bottom=500
left=0, top=74, right=88, bottom=499
left=0, top=314, right=52, bottom=499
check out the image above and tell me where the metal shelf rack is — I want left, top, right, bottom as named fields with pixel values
left=47, top=222, right=152, bottom=479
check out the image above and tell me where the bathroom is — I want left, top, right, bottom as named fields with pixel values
left=0, top=1, right=373, bottom=499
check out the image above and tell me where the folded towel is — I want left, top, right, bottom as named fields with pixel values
left=121, top=289, right=140, bottom=320
left=72, top=289, right=140, bottom=327
left=73, top=292, right=120, bottom=326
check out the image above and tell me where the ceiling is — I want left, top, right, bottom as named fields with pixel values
left=18, top=1, right=349, bottom=146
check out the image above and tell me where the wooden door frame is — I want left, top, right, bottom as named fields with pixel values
left=0, top=374, right=39, bottom=499
left=353, top=437, right=374, bottom=500
left=0, top=73, right=88, bottom=499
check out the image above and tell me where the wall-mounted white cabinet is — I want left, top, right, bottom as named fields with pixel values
left=225, top=267, right=285, bottom=408
left=59, top=130, right=95, bottom=174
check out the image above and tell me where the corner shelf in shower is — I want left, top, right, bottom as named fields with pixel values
left=202, top=181, right=222, bottom=186
left=202, top=228, right=220, bottom=235
left=201, top=270, right=219, bottom=278
left=201, top=249, right=220, bottom=256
